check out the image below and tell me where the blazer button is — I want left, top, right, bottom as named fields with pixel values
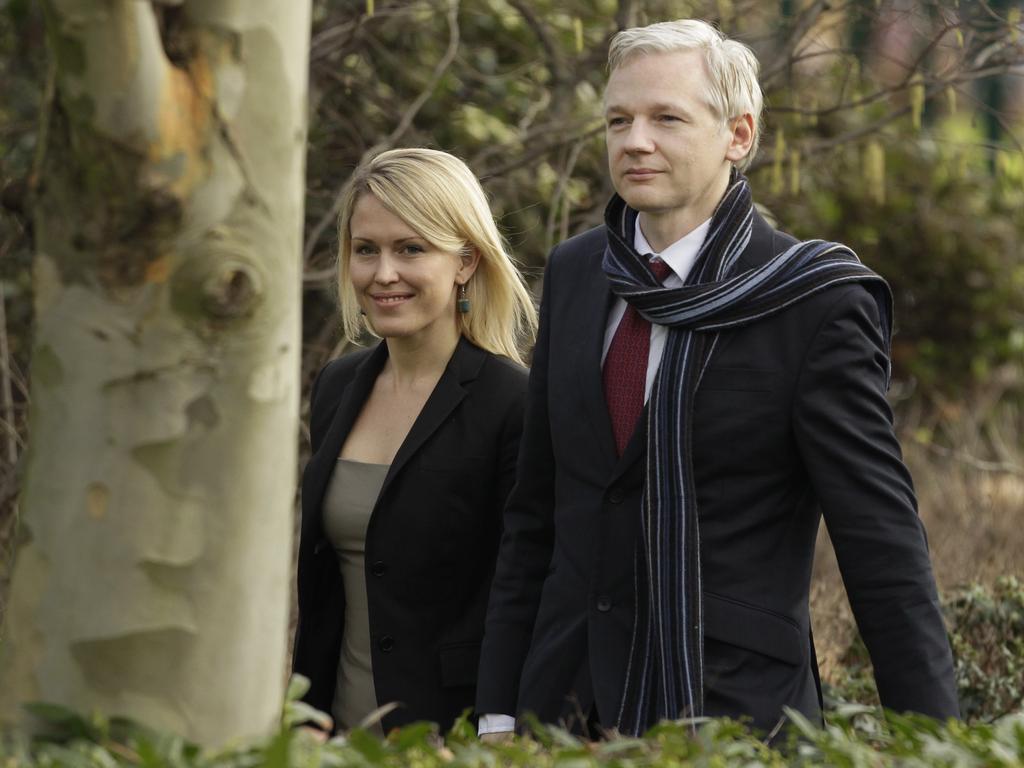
left=371, top=560, right=387, bottom=577
left=608, top=490, right=623, bottom=504
left=378, top=635, right=395, bottom=652
left=596, top=597, right=613, bottom=612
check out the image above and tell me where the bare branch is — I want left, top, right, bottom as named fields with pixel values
left=753, top=58, right=1023, bottom=174
left=302, top=0, right=462, bottom=267
left=376, top=2, right=460, bottom=151
left=482, top=122, right=604, bottom=180
left=749, top=101, right=918, bottom=174
left=948, top=82, right=1024, bottom=154
left=921, top=440, right=1022, bottom=475
left=760, top=0, right=830, bottom=87
left=310, top=19, right=362, bottom=65
left=469, top=115, right=595, bottom=168
left=545, top=140, right=586, bottom=254
left=310, top=0, right=421, bottom=66
left=508, top=0, right=569, bottom=97
left=772, top=58, right=1015, bottom=120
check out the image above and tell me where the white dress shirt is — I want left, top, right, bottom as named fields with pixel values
left=477, top=216, right=712, bottom=737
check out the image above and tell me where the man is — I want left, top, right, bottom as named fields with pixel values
left=476, top=19, right=958, bottom=737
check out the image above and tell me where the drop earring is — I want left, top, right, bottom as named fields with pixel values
left=457, top=283, right=470, bottom=314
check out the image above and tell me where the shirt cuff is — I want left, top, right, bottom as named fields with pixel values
left=477, top=713, right=516, bottom=735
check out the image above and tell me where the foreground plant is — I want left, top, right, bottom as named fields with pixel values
left=1, top=679, right=1022, bottom=767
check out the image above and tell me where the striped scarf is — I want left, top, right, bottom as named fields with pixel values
left=605, top=173, right=893, bottom=735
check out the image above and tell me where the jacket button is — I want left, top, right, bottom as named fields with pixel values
left=378, top=635, right=395, bottom=652
left=608, top=491, right=623, bottom=504
left=371, top=560, right=386, bottom=577
left=596, top=597, right=613, bottom=612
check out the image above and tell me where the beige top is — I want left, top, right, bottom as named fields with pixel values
left=322, top=458, right=390, bottom=734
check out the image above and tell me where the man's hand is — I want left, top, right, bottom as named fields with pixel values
left=298, top=725, right=330, bottom=743
left=480, top=730, right=514, bottom=744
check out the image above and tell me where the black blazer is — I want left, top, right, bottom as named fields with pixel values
left=294, top=337, right=528, bottom=732
left=477, top=212, right=959, bottom=733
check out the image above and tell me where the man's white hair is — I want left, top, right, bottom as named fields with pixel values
left=608, top=19, right=763, bottom=170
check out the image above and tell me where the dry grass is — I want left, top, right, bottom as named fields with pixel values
left=811, top=403, right=1024, bottom=682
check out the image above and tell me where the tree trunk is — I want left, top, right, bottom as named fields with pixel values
left=0, top=0, right=311, bottom=745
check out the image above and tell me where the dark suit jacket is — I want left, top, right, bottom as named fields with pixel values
left=477, top=212, right=959, bottom=733
left=294, top=336, right=528, bottom=732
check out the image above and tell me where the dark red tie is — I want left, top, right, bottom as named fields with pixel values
left=603, top=258, right=673, bottom=455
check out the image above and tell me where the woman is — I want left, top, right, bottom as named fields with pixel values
left=292, top=148, right=537, bottom=735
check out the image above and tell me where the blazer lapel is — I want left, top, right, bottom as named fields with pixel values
left=573, top=249, right=619, bottom=470
left=301, top=342, right=388, bottom=543
left=376, top=336, right=486, bottom=503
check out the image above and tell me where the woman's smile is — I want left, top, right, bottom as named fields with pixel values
left=370, top=292, right=413, bottom=306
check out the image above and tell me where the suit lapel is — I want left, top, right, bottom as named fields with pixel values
left=573, top=248, right=619, bottom=471
left=376, top=336, right=485, bottom=504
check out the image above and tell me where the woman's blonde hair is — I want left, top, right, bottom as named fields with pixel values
left=608, top=19, right=763, bottom=170
left=336, top=148, right=537, bottom=364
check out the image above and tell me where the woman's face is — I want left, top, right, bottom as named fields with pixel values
left=348, top=193, right=471, bottom=345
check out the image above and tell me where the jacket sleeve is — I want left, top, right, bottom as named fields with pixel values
left=307, top=359, right=340, bottom=453
left=475, top=256, right=558, bottom=716
left=792, top=284, right=959, bottom=719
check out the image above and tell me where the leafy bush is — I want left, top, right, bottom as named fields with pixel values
left=1, top=707, right=1023, bottom=767
left=2, top=677, right=1023, bottom=767
left=831, top=576, right=1024, bottom=722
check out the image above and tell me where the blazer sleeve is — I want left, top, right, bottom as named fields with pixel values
left=476, top=257, right=559, bottom=716
left=306, top=364, right=329, bottom=452
left=792, top=284, right=960, bottom=719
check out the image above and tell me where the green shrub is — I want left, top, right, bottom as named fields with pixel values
left=831, top=576, right=1024, bottom=722
left=2, top=707, right=1023, bottom=767
left=2, top=679, right=1022, bottom=767
left=946, top=577, right=1024, bottom=721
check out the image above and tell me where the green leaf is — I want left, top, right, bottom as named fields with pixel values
left=261, top=730, right=292, bottom=768
left=285, top=674, right=311, bottom=703
left=782, top=707, right=820, bottom=741
left=22, top=702, right=100, bottom=742
left=347, top=728, right=388, bottom=762
left=391, top=721, right=436, bottom=750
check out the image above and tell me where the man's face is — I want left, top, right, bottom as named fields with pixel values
left=604, top=50, right=744, bottom=226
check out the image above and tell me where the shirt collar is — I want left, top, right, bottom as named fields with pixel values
left=633, top=216, right=713, bottom=282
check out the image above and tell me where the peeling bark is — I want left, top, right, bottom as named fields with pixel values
left=1, top=1, right=311, bottom=746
